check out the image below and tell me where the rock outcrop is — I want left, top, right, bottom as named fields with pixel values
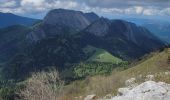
left=111, top=81, right=170, bottom=100
left=84, top=94, right=97, bottom=100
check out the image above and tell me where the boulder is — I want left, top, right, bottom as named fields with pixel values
left=125, top=78, right=137, bottom=87
left=145, top=75, right=154, bottom=81
left=84, top=94, right=97, bottom=100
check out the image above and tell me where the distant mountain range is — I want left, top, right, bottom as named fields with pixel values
left=0, top=12, right=39, bottom=28
left=126, top=18, right=170, bottom=44
left=0, top=9, right=166, bottom=79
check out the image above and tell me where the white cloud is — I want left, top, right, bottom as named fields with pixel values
left=50, top=1, right=78, bottom=9
left=0, top=0, right=170, bottom=18
left=0, top=1, right=16, bottom=8
left=18, top=0, right=78, bottom=14
left=124, top=6, right=144, bottom=15
left=21, top=0, right=45, bottom=6
left=143, top=8, right=159, bottom=15
left=135, top=6, right=143, bottom=14
left=160, top=8, right=170, bottom=16
left=0, top=7, right=24, bottom=14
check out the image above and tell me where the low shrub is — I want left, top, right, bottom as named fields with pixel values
left=19, top=69, right=64, bottom=100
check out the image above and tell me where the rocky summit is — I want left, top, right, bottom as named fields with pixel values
left=27, top=9, right=99, bottom=42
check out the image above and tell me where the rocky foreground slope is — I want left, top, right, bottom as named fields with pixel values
left=84, top=71, right=170, bottom=100
left=111, top=81, right=170, bottom=100
left=85, top=80, right=170, bottom=100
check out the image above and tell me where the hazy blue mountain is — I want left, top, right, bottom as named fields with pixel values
left=0, top=12, right=39, bottom=28
left=126, top=18, right=170, bottom=44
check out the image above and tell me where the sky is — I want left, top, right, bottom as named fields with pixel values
left=0, top=0, right=170, bottom=19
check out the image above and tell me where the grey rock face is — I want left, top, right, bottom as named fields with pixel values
left=26, top=25, right=46, bottom=42
left=27, top=9, right=99, bottom=42
left=84, top=18, right=164, bottom=50
left=84, top=12, right=100, bottom=23
left=85, top=18, right=111, bottom=36
left=43, top=9, right=91, bottom=31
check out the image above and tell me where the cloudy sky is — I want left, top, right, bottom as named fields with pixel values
left=0, top=0, right=170, bottom=19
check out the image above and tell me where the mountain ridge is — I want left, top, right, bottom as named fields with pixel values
left=78, top=17, right=165, bottom=60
